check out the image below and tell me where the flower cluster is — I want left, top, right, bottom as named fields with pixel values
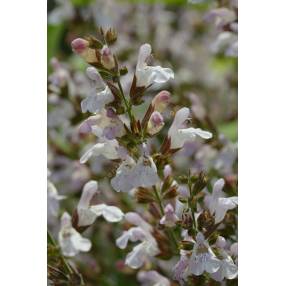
left=48, top=24, right=237, bottom=285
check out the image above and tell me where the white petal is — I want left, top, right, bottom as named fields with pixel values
left=204, top=256, right=221, bottom=274
left=90, top=204, right=106, bottom=216
left=78, top=180, right=98, bottom=209
left=148, top=66, right=174, bottom=84
left=213, top=178, right=225, bottom=196
left=77, top=208, right=98, bottom=227
left=168, top=107, right=190, bottom=138
left=125, top=212, right=153, bottom=233
left=223, top=259, right=238, bottom=279
left=126, top=242, right=146, bottom=269
left=102, top=205, right=124, bottom=222
left=137, top=43, right=152, bottom=70
left=189, top=256, right=205, bottom=276
left=116, top=231, right=130, bottom=249
left=71, top=232, right=92, bottom=252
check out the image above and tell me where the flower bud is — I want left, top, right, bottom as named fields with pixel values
left=151, top=91, right=171, bottom=112
left=147, top=111, right=164, bottom=135
left=216, top=236, right=226, bottom=248
left=163, top=164, right=172, bottom=178
left=101, top=45, right=115, bottom=69
left=135, top=187, right=155, bottom=203
left=71, top=38, right=89, bottom=54
left=71, top=38, right=97, bottom=64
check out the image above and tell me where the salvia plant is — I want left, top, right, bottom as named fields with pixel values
left=48, top=26, right=238, bottom=286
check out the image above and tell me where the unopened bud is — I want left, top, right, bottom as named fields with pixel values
left=152, top=91, right=171, bottom=112
left=216, top=236, right=226, bottom=248
left=191, top=172, right=207, bottom=195
left=71, top=38, right=89, bottom=54
left=101, top=45, right=115, bottom=69
left=162, top=186, right=178, bottom=199
left=163, top=164, right=172, bottom=178
left=105, top=28, right=117, bottom=45
left=147, top=111, right=164, bottom=135
left=71, top=38, right=98, bottom=64
left=197, top=210, right=214, bottom=230
left=135, top=187, right=155, bottom=203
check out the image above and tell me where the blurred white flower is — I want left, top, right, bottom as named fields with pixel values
left=137, top=270, right=170, bottom=286
left=58, top=212, right=91, bottom=257
left=76, top=180, right=124, bottom=227
left=188, top=232, right=221, bottom=276
left=116, top=212, right=159, bottom=269
left=136, top=43, right=174, bottom=87
left=81, top=67, right=114, bottom=113
left=111, top=155, right=159, bottom=192
left=160, top=204, right=179, bottom=227
left=204, top=178, right=238, bottom=224
left=80, top=139, right=120, bottom=164
left=48, top=0, right=74, bottom=25
left=204, top=8, right=236, bottom=29
left=47, top=181, right=65, bottom=218
left=168, top=107, right=212, bottom=149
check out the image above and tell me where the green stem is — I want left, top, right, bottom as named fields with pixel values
left=152, top=186, right=179, bottom=250
left=47, top=230, right=74, bottom=276
left=117, top=77, right=133, bottom=122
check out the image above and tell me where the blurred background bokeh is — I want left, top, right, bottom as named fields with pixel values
left=48, top=0, right=237, bottom=285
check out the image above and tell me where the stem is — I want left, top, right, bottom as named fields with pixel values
left=117, top=77, right=133, bottom=122
left=47, top=230, right=74, bottom=275
left=152, top=186, right=179, bottom=250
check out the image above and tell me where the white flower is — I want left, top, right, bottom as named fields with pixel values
left=58, top=212, right=91, bottom=257
left=47, top=181, right=65, bottom=218
left=78, top=108, right=125, bottom=139
left=210, top=249, right=238, bottom=281
left=110, top=156, right=137, bottom=192
left=116, top=212, right=160, bottom=269
left=173, top=250, right=190, bottom=285
left=137, top=270, right=170, bottom=286
left=76, top=180, right=124, bottom=227
left=80, top=139, right=120, bottom=164
left=168, top=107, right=212, bottom=149
left=111, top=155, right=159, bottom=192
left=188, top=232, right=221, bottom=276
left=136, top=43, right=174, bottom=87
left=204, top=178, right=238, bottom=224
left=81, top=67, right=114, bottom=113
left=160, top=204, right=179, bottom=227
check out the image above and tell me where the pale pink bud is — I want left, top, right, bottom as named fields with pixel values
left=163, top=164, right=172, bottom=178
left=101, top=45, right=115, bottom=69
left=216, top=236, right=226, bottom=248
left=71, top=38, right=89, bottom=54
left=147, top=111, right=164, bottom=135
left=151, top=90, right=171, bottom=112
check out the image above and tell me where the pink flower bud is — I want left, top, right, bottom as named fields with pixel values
left=216, top=236, right=226, bottom=248
left=147, top=111, right=164, bottom=135
left=151, top=90, right=171, bottom=112
left=163, top=164, right=172, bottom=178
left=101, top=45, right=115, bottom=69
left=71, top=38, right=89, bottom=54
